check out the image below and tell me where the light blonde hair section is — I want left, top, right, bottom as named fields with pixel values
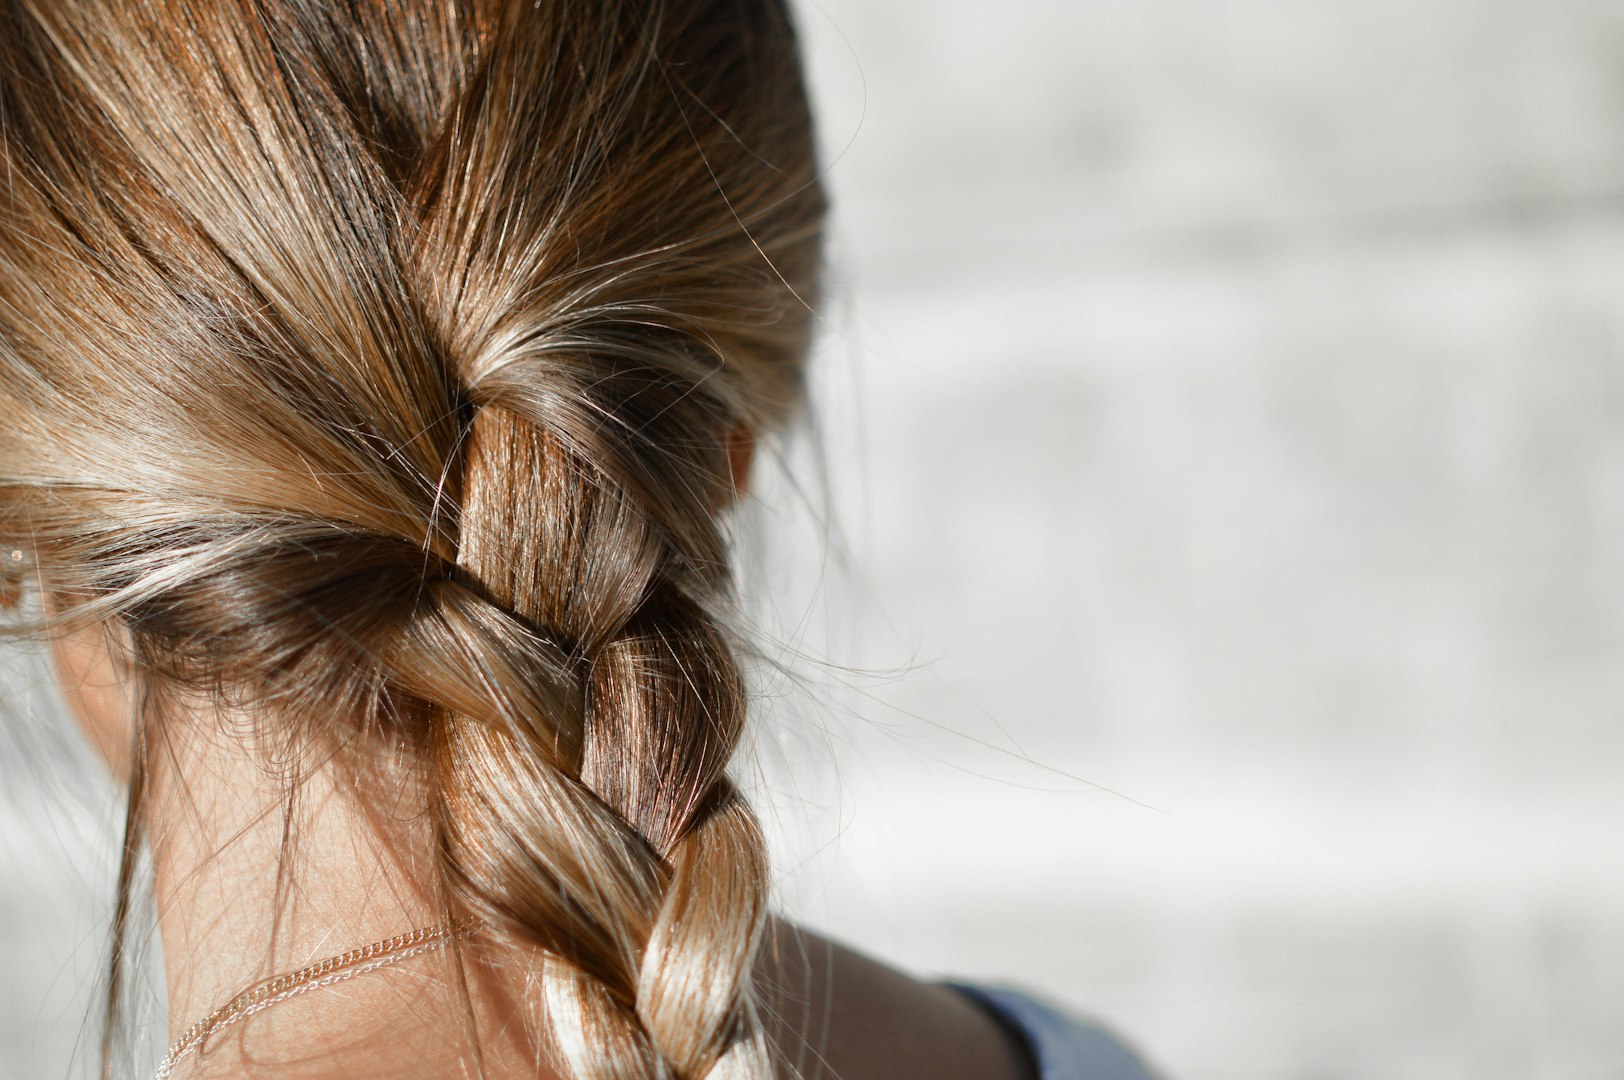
left=0, top=0, right=825, bottom=1076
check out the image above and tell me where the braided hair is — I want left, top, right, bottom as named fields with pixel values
left=0, top=0, right=824, bottom=1075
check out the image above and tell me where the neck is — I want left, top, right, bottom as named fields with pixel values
left=149, top=707, right=553, bottom=1078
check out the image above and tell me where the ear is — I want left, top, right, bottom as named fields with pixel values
left=724, top=424, right=756, bottom=502
left=45, top=598, right=137, bottom=784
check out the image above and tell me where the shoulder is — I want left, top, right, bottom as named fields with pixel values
left=758, top=922, right=1033, bottom=1080
left=944, top=982, right=1166, bottom=1080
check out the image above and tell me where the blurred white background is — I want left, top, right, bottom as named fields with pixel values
left=10, top=1, right=1624, bottom=1077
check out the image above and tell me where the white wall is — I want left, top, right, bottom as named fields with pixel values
left=762, top=2, right=1624, bottom=1077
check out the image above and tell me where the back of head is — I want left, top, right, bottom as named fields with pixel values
left=0, top=0, right=823, bottom=1075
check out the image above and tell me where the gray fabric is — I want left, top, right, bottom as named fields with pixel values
left=946, top=983, right=1164, bottom=1080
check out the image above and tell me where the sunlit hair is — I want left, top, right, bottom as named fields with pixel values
left=0, top=0, right=824, bottom=1075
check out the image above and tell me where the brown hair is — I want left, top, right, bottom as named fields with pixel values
left=0, top=0, right=824, bottom=1075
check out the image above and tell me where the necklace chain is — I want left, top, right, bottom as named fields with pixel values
left=154, top=921, right=464, bottom=1080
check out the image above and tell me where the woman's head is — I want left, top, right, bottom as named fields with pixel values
left=0, top=0, right=823, bottom=1075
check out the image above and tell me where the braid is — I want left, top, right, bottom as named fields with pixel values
left=419, top=391, right=774, bottom=1076
left=0, top=0, right=824, bottom=1075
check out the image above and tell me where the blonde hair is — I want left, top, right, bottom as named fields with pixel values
left=0, top=0, right=824, bottom=1076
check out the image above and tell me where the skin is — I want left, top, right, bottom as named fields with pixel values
left=43, top=439, right=1036, bottom=1079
